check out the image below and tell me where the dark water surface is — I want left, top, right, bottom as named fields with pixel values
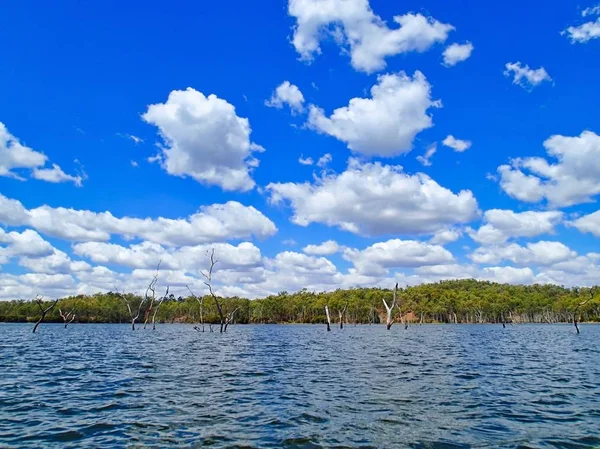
left=1, top=324, right=599, bottom=448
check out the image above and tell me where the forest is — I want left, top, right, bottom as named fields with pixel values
left=1, top=279, right=599, bottom=329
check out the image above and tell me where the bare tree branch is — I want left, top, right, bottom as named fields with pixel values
left=202, top=249, right=227, bottom=332
left=151, top=286, right=169, bottom=330
left=143, top=260, right=161, bottom=329
left=382, top=283, right=398, bottom=330
left=58, top=308, right=76, bottom=329
left=187, top=285, right=205, bottom=332
left=32, top=296, right=59, bottom=333
left=574, top=288, right=595, bottom=334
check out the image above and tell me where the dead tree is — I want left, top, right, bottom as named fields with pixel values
left=32, top=296, right=59, bottom=333
left=143, top=261, right=161, bottom=329
left=223, top=307, right=240, bottom=332
left=338, top=300, right=348, bottom=329
left=187, top=285, right=205, bottom=332
left=325, top=305, right=332, bottom=332
left=116, top=287, right=146, bottom=331
left=382, top=283, right=398, bottom=330
left=574, top=288, right=595, bottom=334
left=151, top=287, right=169, bottom=330
left=59, top=308, right=76, bottom=329
left=201, top=249, right=228, bottom=333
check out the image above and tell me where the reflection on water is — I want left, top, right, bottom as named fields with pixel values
left=1, top=323, right=599, bottom=448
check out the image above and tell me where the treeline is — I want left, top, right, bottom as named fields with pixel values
left=2, top=280, right=600, bottom=325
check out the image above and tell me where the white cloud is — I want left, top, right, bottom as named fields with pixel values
left=0, top=122, right=47, bottom=179
left=563, top=5, right=600, bottom=43
left=481, top=266, right=535, bottom=284
left=288, top=0, right=454, bottom=73
left=308, top=71, right=440, bottom=157
left=118, top=133, right=144, bottom=144
left=19, top=251, right=92, bottom=275
left=497, top=131, right=600, bottom=207
left=298, top=155, right=314, bottom=165
left=131, top=160, right=139, bottom=167
left=0, top=228, right=91, bottom=276
left=442, top=135, right=471, bottom=152
left=343, top=239, right=454, bottom=276
left=0, top=229, right=54, bottom=258
left=73, top=241, right=262, bottom=272
left=267, top=158, right=479, bottom=236
left=32, top=164, right=83, bottom=186
left=142, top=88, right=263, bottom=192
left=504, top=62, right=552, bottom=90
left=468, top=209, right=564, bottom=245
left=0, top=193, right=277, bottom=246
left=416, top=143, right=437, bottom=166
left=303, top=240, right=342, bottom=255
left=265, top=81, right=305, bottom=113
left=429, top=228, right=462, bottom=245
left=470, top=241, right=577, bottom=266
left=316, top=153, right=332, bottom=168
left=1, top=122, right=80, bottom=184
left=442, top=42, right=474, bottom=67
left=570, top=210, right=600, bottom=236
left=583, top=5, right=600, bottom=16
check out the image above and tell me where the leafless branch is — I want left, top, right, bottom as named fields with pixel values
left=574, top=288, right=595, bottom=334
left=32, top=296, right=59, bottom=333
left=187, top=285, right=205, bottom=332
left=58, top=308, right=76, bottom=329
left=382, top=283, right=398, bottom=330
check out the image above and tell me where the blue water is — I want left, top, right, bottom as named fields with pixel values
left=1, top=323, right=599, bottom=448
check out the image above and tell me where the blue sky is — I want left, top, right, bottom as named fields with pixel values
left=1, top=0, right=600, bottom=299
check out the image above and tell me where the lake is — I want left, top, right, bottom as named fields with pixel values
left=0, top=323, right=599, bottom=448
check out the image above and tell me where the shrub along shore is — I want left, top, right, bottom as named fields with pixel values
left=1, top=280, right=598, bottom=325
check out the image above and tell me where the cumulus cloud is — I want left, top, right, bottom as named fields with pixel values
left=288, top=0, right=454, bottom=73
left=468, top=209, right=564, bottom=245
left=303, top=240, right=342, bottom=255
left=343, top=239, right=454, bottom=276
left=267, top=158, right=479, bottom=236
left=563, top=5, right=600, bottom=43
left=142, top=88, right=263, bottom=192
left=73, top=241, right=263, bottom=272
left=429, top=228, right=462, bottom=245
left=481, top=266, right=535, bottom=284
left=0, top=122, right=80, bottom=185
left=497, top=131, right=600, bottom=207
left=442, top=42, right=474, bottom=67
left=308, top=71, right=440, bottom=157
left=442, top=135, right=471, bottom=152
left=0, top=228, right=54, bottom=258
left=0, top=228, right=91, bottom=276
left=504, top=62, right=552, bottom=90
left=570, top=210, right=600, bottom=236
left=265, top=81, right=305, bottom=113
left=470, top=241, right=577, bottom=266
left=0, top=194, right=277, bottom=246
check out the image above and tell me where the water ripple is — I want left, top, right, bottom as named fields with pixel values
left=1, top=323, right=599, bottom=448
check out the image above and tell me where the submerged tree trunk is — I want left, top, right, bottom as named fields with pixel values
left=59, top=308, right=75, bottom=329
left=574, top=289, right=594, bottom=334
left=325, top=305, right=332, bottom=332
left=382, top=283, right=398, bottom=330
left=151, top=287, right=169, bottom=330
left=33, top=297, right=59, bottom=333
left=338, top=301, right=348, bottom=329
